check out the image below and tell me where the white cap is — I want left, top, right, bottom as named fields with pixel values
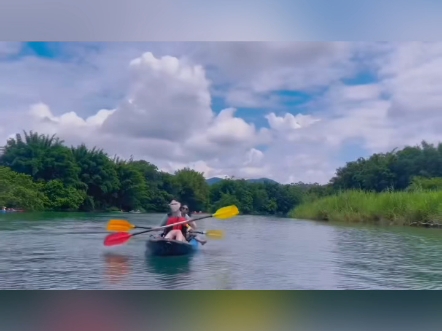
left=169, top=200, right=181, bottom=213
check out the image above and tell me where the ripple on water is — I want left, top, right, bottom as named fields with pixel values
left=2, top=214, right=442, bottom=289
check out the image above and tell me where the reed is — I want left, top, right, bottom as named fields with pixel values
left=289, top=189, right=442, bottom=227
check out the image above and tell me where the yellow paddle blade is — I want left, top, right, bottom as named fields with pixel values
left=106, top=220, right=135, bottom=232
left=212, top=205, right=239, bottom=220
left=204, top=230, right=225, bottom=239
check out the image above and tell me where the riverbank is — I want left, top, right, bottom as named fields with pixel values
left=289, top=190, right=442, bottom=228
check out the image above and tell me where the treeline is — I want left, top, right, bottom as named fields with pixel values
left=329, top=141, right=442, bottom=192
left=0, top=131, right=319, bottom=214
left=290, top=141, right=442, bottom=225
left=283, top=140, right=442, bottom=198
left=2, top=131, right=441, bottom=216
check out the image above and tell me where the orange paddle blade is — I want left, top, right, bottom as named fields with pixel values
left=106, top=220, right=135, bottom=232
left=103, top=232, right=132, bottom=247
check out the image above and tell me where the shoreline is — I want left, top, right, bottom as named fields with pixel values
left=289, top=190, right=442, bottom=229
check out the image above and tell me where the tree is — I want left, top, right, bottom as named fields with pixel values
left=112, top=160, right=149, bottom=211
left=129, top=160, right=170, bottom=211
left=0, top=166, right=46, bottom=210
left=174, top=168, right=210, bottom=212
left=42, top=180, right=86, bottom=211
left=0, top=131, right=81, bottom=187
left=71, top=144, right=120, bottom=211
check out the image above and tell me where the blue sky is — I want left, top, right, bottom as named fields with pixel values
left=0, top=41, right=439, bottom=184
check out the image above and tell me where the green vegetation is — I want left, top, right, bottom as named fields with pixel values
left=0, top=166, right=46, bottom=210
left=290, top=190, right=442, bottom=226
left=0, top=131, right=310, bottom=214
left=290, top=141, right=442, bottom=227
left=2, top=130, right=442, bottom=227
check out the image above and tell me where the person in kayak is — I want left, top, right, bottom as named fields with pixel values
left=180, top=204, right=207, bottom=245
left=162, top=200, right=189, bottom=242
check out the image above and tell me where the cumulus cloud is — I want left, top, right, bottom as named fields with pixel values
left=30, top=103, right=115, bottom=128
left=19, top=51, right=268, bottom=179
left=101, top=52, right=213, bottom=141
left=2, top=42, right=442, bottom=184
left=196, top=43, right=357, bottom=109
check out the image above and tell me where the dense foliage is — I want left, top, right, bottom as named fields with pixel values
left=1, top=132, right=441, bottom=216
left=330, top=141, right=442, bottom=192
left=290, top=141, right=442, bottom=225
left=290, top=189, right=442, bottom=225
left=0, top=131, right=312, bottom=214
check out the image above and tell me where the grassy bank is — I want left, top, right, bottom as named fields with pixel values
left=289, top=190, right=442, bottom=227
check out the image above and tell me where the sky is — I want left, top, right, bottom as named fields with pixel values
left=0, top=41, right=442, bottom=184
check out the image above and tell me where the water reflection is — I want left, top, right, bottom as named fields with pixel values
left=145, top=255, right=192, bottom=275
left=145, top=254, right=193, bottom=289
left=103, top=253, right=131, bottom=284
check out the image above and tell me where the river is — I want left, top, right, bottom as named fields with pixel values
left=1, top=212, right=442, bottom=289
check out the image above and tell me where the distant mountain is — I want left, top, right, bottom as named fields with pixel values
left=206, top=177, right=279, bottom=185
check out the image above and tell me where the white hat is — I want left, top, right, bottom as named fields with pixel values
left=169, top=200, right=181, bottom=213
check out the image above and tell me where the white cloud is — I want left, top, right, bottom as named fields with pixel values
left=30, top=103, right=115, bottom=128
left=0, top=42, right=23, bottom=58
left=20, top=51, right=268, bottom=179
left=2, top=42, right=442, bottom=185
left=197, top=42, right=355, bottom=108
left=101, top=51, right=213, bottom=141
left=266, top=112, right=320, bottom=133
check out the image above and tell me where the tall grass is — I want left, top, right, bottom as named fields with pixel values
left=289, top=189, right=442, bottom=226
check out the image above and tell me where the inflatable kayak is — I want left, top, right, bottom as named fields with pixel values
left=146, top=236, right=200, bottom=256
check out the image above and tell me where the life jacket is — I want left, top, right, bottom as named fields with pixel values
left=162, top=216, right=190, bottom=237
left=166, top=216, right=187, bottom=231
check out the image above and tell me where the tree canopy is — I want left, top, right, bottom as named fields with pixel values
left=1, top=132, right=441, bottom=214
left=0, top=131, right=310, bottom=214
left=330, top=141, right=442, bottom=192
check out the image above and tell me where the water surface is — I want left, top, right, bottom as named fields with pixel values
left=1, top=212, right=442, bottom=289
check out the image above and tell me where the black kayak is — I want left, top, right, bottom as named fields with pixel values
left=146, top=236, right=200, bottom=256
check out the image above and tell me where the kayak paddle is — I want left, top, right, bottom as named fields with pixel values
left=103, top=205, right=238, bottom=247
left=106, top=219, right=224, bottom=238
left=106, top=220, right=151, bottom=232
left=189, top=229, right=225, bottom=239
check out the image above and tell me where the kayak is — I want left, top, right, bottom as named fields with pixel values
left=146, top=236, right=200, bottom=256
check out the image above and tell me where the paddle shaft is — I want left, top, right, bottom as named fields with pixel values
left=130, top=214, right=213, bottom=238
left=133, top=226, right=152, bottom=230
left=188, top=230, right=205, bottom=235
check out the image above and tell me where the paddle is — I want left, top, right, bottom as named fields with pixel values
left=188, top=229, right=225, bottom=239
left=106, top=219, right=224, bottom=239
left=106, top=220, right=150, bottom=232
left=106, top=220, right=152, bottom=232
left=103, top=205, right=238, bottom=247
